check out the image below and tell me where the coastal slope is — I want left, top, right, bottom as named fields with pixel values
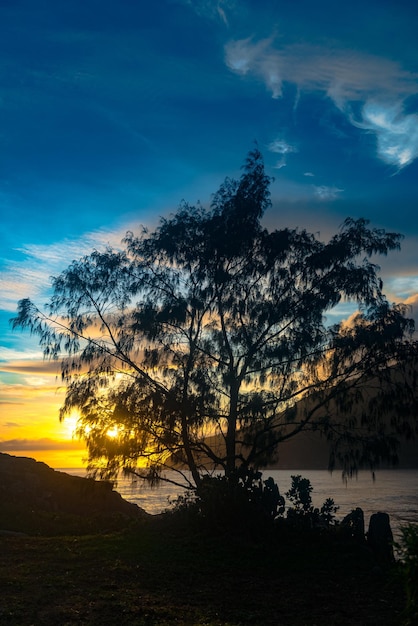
left=0, top=452, right=147, bottom=535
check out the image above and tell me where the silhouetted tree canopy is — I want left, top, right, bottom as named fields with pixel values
left=12, top=149, right=418, bottom=491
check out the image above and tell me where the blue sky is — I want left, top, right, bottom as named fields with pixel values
left=1, top=0, right=418, bottom=465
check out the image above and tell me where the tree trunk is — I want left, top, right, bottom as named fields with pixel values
left=226, top=386, right=238, bottom=478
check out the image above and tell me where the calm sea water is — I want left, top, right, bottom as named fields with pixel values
left=62, top=468, right=418, bottom=536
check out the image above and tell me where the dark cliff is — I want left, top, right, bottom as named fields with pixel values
left=0, top=453, right=147, bottom=535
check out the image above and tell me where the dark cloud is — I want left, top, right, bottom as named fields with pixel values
left=0, top=361, right=61, bottom=375
left=0, top=438, right=84, bottom=451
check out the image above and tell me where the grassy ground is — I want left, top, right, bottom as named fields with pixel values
left=0, top=514, right=405, bottom=626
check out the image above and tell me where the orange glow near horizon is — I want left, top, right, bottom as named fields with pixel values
left=4, top=448, right=88, bottom=470
left=0, top=357, right=88, bottom=469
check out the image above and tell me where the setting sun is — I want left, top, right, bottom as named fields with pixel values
left=61, top=412, right=81, bottom=440
left=106, top=426, right=119, bottom=439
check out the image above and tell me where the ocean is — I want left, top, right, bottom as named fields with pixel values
left=61, top=467, right=418, bottom=536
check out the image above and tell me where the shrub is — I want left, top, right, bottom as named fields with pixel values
left=169, top=471, right=340, bottom=537
left=169, top=468, right=286, bottom=535
left=285, top=475, right=339, bottom=529
left=395, top=523, right=418, bottom=625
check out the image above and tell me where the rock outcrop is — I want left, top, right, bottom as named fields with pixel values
left=0, top=453, right=147, bottom=535
left=367, top=511, right=395, bottom=565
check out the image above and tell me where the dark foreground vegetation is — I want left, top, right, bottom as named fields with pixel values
left=2, top=454, right=418, bottom=625
left=2, top=488, right=418, bottom=626
left=0, top=514, right=407, bottom=626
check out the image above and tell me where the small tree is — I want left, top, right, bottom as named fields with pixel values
left=11, top=149, right=418, bottom=494
left=285, top=475, right=339, bottom=528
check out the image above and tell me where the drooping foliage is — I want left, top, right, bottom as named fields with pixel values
left=12, top=148, right=418, bottom=490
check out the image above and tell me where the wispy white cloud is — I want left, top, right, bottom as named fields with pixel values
left=225, top=39, right=417, bottom=101
left=267, top=138, right=297, bottom=168
left=0, top=346, right=45, bottom=363
left=267, top=179, right=344, bottom=208
left=225, top=37, right=418, bottom=169
left=313, top=185, right=344, bottom=201
left=384, top=276, right=418, bottom=302
left=180, top=0, right=235, bottom=25
left=22, top=376, right=53, bottom=388
left=353, top=102, right=418, bottom=169
left=1, top=227, right=126, bottom=312
left=225, top=36, right=283, bottom=97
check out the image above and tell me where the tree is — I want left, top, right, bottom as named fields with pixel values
left=11, top=149, right=418, bottom=493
